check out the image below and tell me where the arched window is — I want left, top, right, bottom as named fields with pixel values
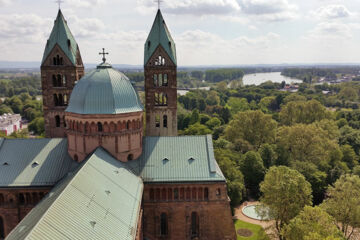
left=163, top=94, right=168, bottom=106
left=0, top=194, right=4, bottom=205
left=59, top=57, right=63, bottom=65
left=158, top=74, right=163, bottom=86
left=63, top=116, right=67, bottom=128
left=56, top=55, right=60, bottom=65
left=150, top=189, right=154, bottom=201
left=180, top=188, right=185, bottom=200
left=191, top=212, right=199, bottom=237
left=204, top=188, right=209, bottom=200
left=198, top=188, right=203, bottom=200
left=174, top=188, right=179, bottom=200
left=126, top=120, right=131, bottom=130
left=153, top=74, right=158, bottom=87
left=97, top=122, right=103, bottom=132
left=62, top=75, right=67, bottom=86
left=19, top=193, right=25, bottom=205
left=57, top=74, right=62, bottom=86
left=53, top=94, right=59, bottom=106
left=53, top=57, right=57, bottom=65
left=58, top=94, right=64, bottom=106
left=155, top=115, right=160, bottom=128
left=52, top=75, right=57, bottom=87
left=127, top=154, right=133, bottom=161
left=55, top=115, right=61, bottom=127
left=0, top=216, right=4, bottom=239
left=163, top=74, right=168, bottom=86
left=63, top=94, right=68, bottom=105
left=154, top=92, right=159, bottom=105
left=160, top=213, right=168, bottom=236
left=163, top=115, right=168, bottom=128
left=74, top=155, right=78, bottom=162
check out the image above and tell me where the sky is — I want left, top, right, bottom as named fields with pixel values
left=0, top=0, right=360, bottom=66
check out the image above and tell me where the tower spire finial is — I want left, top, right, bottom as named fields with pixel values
left=99, top=48, right=109, bottom=63
left=55, top=0, right=64, bottom=10
left=155, top=0, right=163, bottom=10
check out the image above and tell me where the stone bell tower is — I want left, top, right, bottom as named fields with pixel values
left=144, top=9, right=177, bottom=136
left=41, top=9, right=84, bottom=138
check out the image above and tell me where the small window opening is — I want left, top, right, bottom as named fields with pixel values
left=158, top=74, right=163, bottom=86
left=216, top=188, right=221, bottom=196
left=204, top=188, right=209, bottom=200
left=67, top=39, right=71, bottom=47
left=74, top=155, right=78, bottom=162
left=127, top=154, right=134, bottom=161
left=155, top=115, right=160, bottom=128
left=163, top=157, right=169, bottom=164
left=32, top=161, right=39, bottom=167
left=160, top=213, right=168, bottom=236
left=174, top=188, right=179, bottom=200
left=191, top=212, right=199, bottom=237
left=163, top=74, right=168, bottom=86
left=163, top=115, right=168, bottom=128
left=3, top=162, right=8, bottom=166
left=55, top=115, right=61, bottom=127
left=19, top=193, right=25, bottom=205
left=153, top=74, right=158, bottom=87
left=148, top=41, right=151, bottom=49
left=97, top=122, right=103, bottom=132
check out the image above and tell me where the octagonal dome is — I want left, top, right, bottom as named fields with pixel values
left=66, top=63, right=143, bottom=115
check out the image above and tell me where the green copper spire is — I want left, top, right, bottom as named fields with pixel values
left=144, top=10, right=177, bottom=66
left=41, top=10, right=80, bottom=66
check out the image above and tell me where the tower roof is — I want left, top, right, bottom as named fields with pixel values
left=41, top=10, right=79, bottom=66
left=144, top=10, right=177, bottom=65
left=66, top=62, right=143, bottom=115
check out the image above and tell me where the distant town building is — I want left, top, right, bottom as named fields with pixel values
left=0, top=114, right=21, bottom=136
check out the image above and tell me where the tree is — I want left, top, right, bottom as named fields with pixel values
left=339, top=126, right=360, bottom=155
left=226, top=97, right=249, bottom=114
left=205, top=90, right=220, bottom=106
left=276, top=124, right=338, bottom=169
left=259, top=96, right=278, bottom=113
left=205, top=117, right=221, bottom=130
left=28, top=117, right=45, bottom=135
left=181, top=123, right=211, bottom=135
left=215, top=149, right=245, bottom=207
left=225, top=110, right=277, bottom=150
left=259, top=166, right=312, bottom=239
left=321, top=174, right=360, bottom=239
left=189, top=109, right=200, bottom=125
left=259, top=143, right=277, bottom=168
left=339, top=87, right=358, bottom=102
left=341, top=145, right=358, bottom=169
left=283, top=94, right=306, bottom=104
left=280, top=100, right=331, bottom=125
left=240, top=151, right=265, bottom=195
left=282, top=206, right=345, bottom=240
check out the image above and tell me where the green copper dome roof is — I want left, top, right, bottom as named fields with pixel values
left=66, top=63, right=143, bottom=115
left=41, top=10, right=79, bottom=66
left=144, top=10, right=177, bottom=65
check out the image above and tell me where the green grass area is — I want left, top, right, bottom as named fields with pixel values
left=234, top=220, right=269, bottom=240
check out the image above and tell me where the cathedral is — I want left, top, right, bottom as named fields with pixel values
left=0, top=8, right=236, bottom=240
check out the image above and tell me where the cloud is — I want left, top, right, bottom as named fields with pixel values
left=312, top=5, right=351, bottom=19
left=0, top=14, right=51, bottom=43
left=238, top=0, right=298, bottom=21
left=0, top=0, right=10, bottom=7
left=305, top=22, right=353, bottom=42
left=136, top=0, right=240, bottom=16
left=66, top=0, right=106, bottom=9
left=67, top=15, right=105, bottom=38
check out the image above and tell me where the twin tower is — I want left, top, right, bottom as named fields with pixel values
left=41, top=9, right=177, bottom=140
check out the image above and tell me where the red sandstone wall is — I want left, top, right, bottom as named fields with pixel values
left=0, top=188, right=50, bottom=238
left=142, top=182, right=236, bottom=240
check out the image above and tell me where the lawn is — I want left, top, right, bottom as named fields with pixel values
left=234, top=219, right=269, bottom=240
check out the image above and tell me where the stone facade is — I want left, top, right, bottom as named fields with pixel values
left=142, top=182, right=236, bottom=240
left=0, top=188, right=50, bottom=238
left=145, top=46, right=177, bottom=137
left=65, top=111, right=143, bottom=162
left=41, top=45, right=84, bottom=138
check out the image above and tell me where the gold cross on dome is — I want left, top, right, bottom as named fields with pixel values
left=99, top=48, right=109, bottom=63
left=55, top=0, right=64, bottom=9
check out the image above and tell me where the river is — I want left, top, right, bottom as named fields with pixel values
left=242, top=72, right=302, bottom=86
left=177, top=72, right=302, bottom=95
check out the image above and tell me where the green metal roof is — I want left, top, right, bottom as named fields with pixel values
left=0, top=138, right=76, bottom=187
left=6, top=148, right=143, bottom=240
left=128, top=135, right=225, bottom=182
left=66, top=63, right=143, bottom=115
left=144, top=10, right=177, bottom=65
left=41, top=10, right=79, bottom=66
